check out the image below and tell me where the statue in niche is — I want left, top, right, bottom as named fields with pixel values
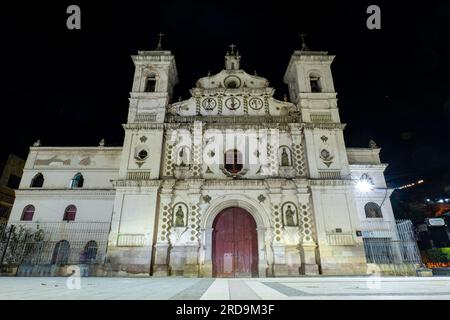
left=178, top=147, right=189, bottom=167
left=175, top=205, right=185, bottom=227
left=284, top=205, right=297, bottom=227
left=281, top=147, right=290, bottom=167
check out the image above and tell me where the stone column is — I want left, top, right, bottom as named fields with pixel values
left=266, top=179, right=288, bottom=276
left=256, top=227, right=269, bottom=277
left=294, top=179, right=320, bottom=275
left=153, top=179, right=175, bottom=276
left=182, top=179, right=204, bottom=277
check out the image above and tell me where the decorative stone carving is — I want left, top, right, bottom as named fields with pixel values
left=35, top=156, right=70, bottom=166
left=320, top=149, right=334, bottom=168
left=202, top=195, right=212, bottom=204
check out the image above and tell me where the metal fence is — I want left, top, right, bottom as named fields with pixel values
left=362, top=219, right=422, bottom=265
left=0, top=222, right=110, bottom=275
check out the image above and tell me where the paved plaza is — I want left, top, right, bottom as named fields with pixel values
left=0, top=276, right=449, bottom=300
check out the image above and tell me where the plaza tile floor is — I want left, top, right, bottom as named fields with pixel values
left=0, top=276, right=449, bottom=300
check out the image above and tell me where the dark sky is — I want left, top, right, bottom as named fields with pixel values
left=1, top=1, right=449, bottom=194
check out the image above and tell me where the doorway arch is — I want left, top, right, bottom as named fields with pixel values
left=212, top=207, right=258, bottom=278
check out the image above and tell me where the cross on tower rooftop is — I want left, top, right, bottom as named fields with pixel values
left=156, top=32, right=165, bottom=50
left=299, top=33, right=309, bottom=51
left=229, top=44, right=236, bottom=54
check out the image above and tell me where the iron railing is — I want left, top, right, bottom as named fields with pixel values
left=0, top=222, right=110, bottom=270
left=361, top=219, right=422, bottom=265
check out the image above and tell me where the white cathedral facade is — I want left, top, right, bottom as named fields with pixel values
left=8, top=43, right=401, bottom=277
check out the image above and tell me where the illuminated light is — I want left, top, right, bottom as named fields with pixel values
left=438, top=199, right=444, bottom=203
left=426, top=199, right=431, bottom=202
left=355, top=174, right=374, bottom=193
left=398, top=179, right=425, bottom=190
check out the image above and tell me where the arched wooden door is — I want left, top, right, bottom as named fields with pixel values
left=212, top=207, right=258, bottom=278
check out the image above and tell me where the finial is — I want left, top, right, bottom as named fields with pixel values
left=156, top=32, right=165, bottom=50
left=229, top=44, right=236, bottom=54
left=254, top=70, right=258, bottom=76
left=369, top=139, right=378, bottom=149
left=33, top=139, right=41, bottom=147
left=207, top=70, right=211, bottom=76
left=178, top=96, right=182, bottom=102
left=99, top=139, right=105, bottom=147
left=283, top=94, right=288, bottom=102
left=299, top=33, right=309, bottom=51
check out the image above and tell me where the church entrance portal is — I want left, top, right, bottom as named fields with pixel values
left=212, top=207, right=258, bottom=278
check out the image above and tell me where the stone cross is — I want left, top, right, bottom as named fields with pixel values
left=156, top=32, right=165, bottom=50
left=299, top=33, right=309, bottom=51
left=229, top=44, right=236, bottom=54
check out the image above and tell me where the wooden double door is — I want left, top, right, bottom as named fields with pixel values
left=212, top=207, right=258, bottom=278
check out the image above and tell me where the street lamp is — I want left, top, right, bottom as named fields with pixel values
left=355, top=173, right=374, bottom=193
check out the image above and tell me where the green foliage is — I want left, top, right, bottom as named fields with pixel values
left=427, top=248, right=450, bottom=262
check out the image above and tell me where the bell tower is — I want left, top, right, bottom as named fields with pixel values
left=283, top=36, right=348, bottom=178
left=283, top=36, right=366, bottom=275
left=107, top=35, right=178, bottom=275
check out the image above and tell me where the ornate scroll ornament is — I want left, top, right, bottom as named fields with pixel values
left=320, top=149, right=334, bottom=168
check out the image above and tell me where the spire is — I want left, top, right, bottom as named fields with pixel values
left=156, top=32, right=165, bottom=50
left=299, top=33, right=309, bottom=51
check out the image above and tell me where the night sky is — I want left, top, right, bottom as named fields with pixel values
left=1, top=1, right=449, bottom=195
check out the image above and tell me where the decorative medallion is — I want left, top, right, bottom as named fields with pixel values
left=224, top=97, right=241, bottom=110
left=320, top=149, right=334, bottom=168
left=202, top=97, right=217, bottom=111
left=320, top=135, right=328, bottom=143
left=249, top=97, right=264, bottom=110
left=202, top=195, right=212, bottom=204
left=257, top=194, right=266, bottom=203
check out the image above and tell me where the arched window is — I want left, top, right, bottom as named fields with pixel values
left=30, top=173, right=44, bottom=188
left=80, top=240, right=98, bottom=264
left=224, top=149, right=243, bottom=174
left=70, top=173, right=84, bottom=188
left=51, top=240, right=70, bottom=265
left=145, top=75, right=157, bottom=92
left=21, top=205, right=35, bottom=221
left=309, top=73, right=322, bottom=93
left=63, top=205, right=77, bottom=222
left=364, top=202, right=383, bottom=218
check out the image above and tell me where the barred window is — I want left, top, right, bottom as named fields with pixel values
left=52, top=240, right=70, bottom=265
left=80, top=240, right=98, bottom=264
